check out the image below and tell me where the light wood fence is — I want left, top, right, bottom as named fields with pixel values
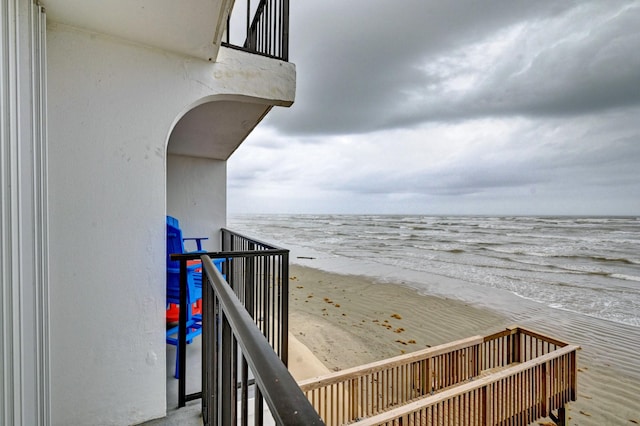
left=298, top=327, right=578, bottom=426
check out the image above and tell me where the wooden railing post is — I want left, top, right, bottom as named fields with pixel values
left=423, top=359, right=430, bottom=396
left=351, top=379, right=358, bottom=421
left=513, top=329, right=521, bottom=363
left=557, top=406, right=567, bottom=426
left=473, top=343, right=481, bottom=377
left=483, top=384, right=493, bottom=425
left=541, top=362, right=550, bottom=417
left=570, top=350, right=578, bottom=401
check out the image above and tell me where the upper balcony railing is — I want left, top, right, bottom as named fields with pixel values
left=223, top=0, right=290, bottom=61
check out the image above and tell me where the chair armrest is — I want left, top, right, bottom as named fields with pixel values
left=167, top=263, right=201, bottom=274
left=183, top=237, right=208, bottom=251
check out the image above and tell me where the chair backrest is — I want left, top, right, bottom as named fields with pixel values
left=166, top=215, right=202, bottom=304
left=166, top=215, right=185, bottom=271
left=166, top=215, right=179, bottom=228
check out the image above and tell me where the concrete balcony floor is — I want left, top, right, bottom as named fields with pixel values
left=142, top=336, right=278, bottom=425
left=141, top=339, right=204, bottom=425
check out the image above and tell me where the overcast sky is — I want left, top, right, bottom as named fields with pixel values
left=228, top=0, right=640, bottom=216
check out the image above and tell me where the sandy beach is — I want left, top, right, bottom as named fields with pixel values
left=288, top=264, right=640, bottom=425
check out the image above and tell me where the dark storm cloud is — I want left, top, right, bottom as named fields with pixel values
left=267, top=0, right=640, bottom=136
left=427, top=4, right=640, bottom=119
left=229, top=1, right=640, bottom=215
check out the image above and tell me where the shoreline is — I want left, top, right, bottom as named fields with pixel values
left=288, top=264, right=640, bottom=425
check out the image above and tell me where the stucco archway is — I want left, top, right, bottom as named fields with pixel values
left=165, top=96, right=272, bottom=250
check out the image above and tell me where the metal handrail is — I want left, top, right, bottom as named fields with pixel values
left=201, top=256, right=324, bottom=425
left=221, top=227, right=287, bottom=251
left=223, top=0, right=289, bottom=61
left=170, top=249, right=287, bottom=262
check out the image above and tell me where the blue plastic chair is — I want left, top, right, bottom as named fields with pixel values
left=165, top=216, right=207, bottom=378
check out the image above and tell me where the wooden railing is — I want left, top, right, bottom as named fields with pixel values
left=298, top=327, right=578, bottom=426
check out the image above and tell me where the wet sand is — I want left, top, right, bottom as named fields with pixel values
left=288, top=264, right=640, bottom=425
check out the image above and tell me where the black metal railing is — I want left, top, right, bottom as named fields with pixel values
left=221, top=228, right=289, bottom=364
left=201, top=255, right=323, bottom=425
left=170, top=251, right=225, bottom=408
left=169, top=230, right=300, bottom=417
left=223, top=0, right=289, bottom=61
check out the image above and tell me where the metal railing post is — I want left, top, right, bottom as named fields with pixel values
left=281, top=251, right=289, bottom=365
left=281, top=0, right=289, bottom=60
left=219, top=311, right=233, bottom=425
left=178, top=258, right=188, bottom=407
left=202, top=268, right=214, bottom=424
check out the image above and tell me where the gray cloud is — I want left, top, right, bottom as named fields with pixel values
left=228, top=1, right=640, bottom=215
left=290, top=111, right=640, bottom=199
left=266, top=1, right=640, bottom=136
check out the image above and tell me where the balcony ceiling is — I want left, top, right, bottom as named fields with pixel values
left=41, top=0, right=228, bottom=60
left=167, top=100, right=270, bottom=160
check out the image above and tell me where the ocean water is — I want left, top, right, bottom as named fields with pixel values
left=229, top=215, right=640, bottom=328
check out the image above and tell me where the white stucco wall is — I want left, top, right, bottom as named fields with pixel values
left=46, top=23, right=294, bottom=425
left=167, top=155, right=226, bottom=252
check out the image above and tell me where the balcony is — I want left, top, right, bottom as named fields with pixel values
left=158, top=229, right=323, bottom=425
left=157, top=226, right=578, bottom=425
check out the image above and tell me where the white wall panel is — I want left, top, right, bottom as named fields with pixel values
left=1, top=1, right=50, bottom=425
